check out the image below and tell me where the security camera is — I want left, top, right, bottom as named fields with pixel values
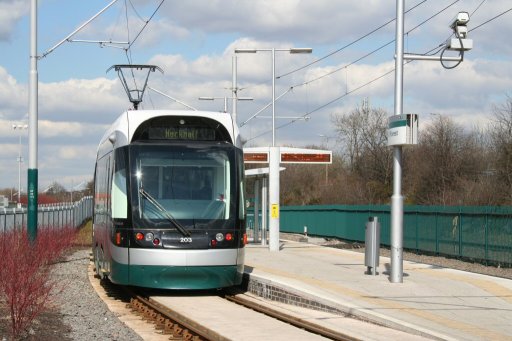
left=446, top=11, right=473, bottom=51
left=450, top=11, right=469, bottom=30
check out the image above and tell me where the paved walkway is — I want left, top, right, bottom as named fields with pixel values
left=244, top=240, right=512, bottom=341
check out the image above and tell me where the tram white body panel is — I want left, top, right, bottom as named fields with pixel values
left=98, top=110, right=242, bottom=151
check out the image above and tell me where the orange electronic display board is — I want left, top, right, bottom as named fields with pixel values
left=243, top=147, right=332, bottom=164
left=280, top=153, right=331, bottom=164
left=243, top=152, right=269, bottom=163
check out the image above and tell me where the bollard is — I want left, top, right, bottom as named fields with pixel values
left=364, top=216, right=380, bottom=275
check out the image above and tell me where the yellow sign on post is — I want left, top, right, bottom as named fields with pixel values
left=271, top=204, right=279, bottom=218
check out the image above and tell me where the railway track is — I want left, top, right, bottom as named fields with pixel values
left=91, top=258, right=360, bottom=340
left=124, top=287, right=361, bottom=340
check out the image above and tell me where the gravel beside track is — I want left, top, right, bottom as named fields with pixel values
left=52, top=248, right=143, bottom=341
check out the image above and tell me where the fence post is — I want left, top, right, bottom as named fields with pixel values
left=435, top=211, right=439, bottom=254
left=458, top=208, right=463, bottom=258
left=484, top=208, right=489, bottom=265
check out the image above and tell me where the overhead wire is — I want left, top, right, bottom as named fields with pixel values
left=292, top=0, right=461, bottom=89
left=468, top=7, right=512, bottom=33
left=127, top=0, right=165, bottom=50
left=244, top=3, right=512, bottom=144
left=470, top=0, right=487, bottom=17
left=277, top=0, right=428, bottom=79
left=242, top=0, right=459, bottom=129
left=118, top=0, right=165, bottom=101
left=242, top=0, right=460, bottom=132
left=128, top=0, right=146, bottom=22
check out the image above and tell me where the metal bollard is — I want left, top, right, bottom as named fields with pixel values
left=364, top=216, right=380, bottom=275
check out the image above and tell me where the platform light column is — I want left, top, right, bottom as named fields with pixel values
left=235, top=47, right=311, bottom=252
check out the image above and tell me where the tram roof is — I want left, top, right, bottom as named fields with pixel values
left=98, top=109, right=240, bottom=151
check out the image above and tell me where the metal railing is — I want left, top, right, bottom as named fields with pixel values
left=247, top=204, right=512, bottom=266
left=0, top=196, right=93, bottom=232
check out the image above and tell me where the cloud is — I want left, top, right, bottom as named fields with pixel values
left=0, top=0, right=28, bottom=41
left=39, top=77, right=126, bottom=123
left=157, top=0, right=395, bottom=44
left=0, top=66, right=27, bottom=119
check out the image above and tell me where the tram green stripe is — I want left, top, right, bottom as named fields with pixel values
left=27, top=169, right=38, bottom=241
left=110, top=260, right=242, bottom=289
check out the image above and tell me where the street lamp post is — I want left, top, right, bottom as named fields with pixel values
left=234, top=47, right=312, bottom=251
left=234, top=48, right=312, bottom=146
left=12, top=124, right=28, bottom=203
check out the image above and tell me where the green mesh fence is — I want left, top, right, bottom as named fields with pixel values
left=247, top=205, right=512, bottom=266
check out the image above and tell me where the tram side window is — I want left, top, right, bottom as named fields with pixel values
left=94, top=156, right=109, bottom=224
left=111, top=150, right=128, bottom=219
left=238, top=149, right=246, bottom=220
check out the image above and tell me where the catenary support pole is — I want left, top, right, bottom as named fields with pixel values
left=391, top=0, right=405, bottom=283
left=28, top=0, right=38, bottom=241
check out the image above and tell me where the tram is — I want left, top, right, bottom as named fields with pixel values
left=92, top=110, right=247, bottom=289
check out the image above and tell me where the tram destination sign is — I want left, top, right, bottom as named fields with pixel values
left=149, top=126, right=216, bottom=141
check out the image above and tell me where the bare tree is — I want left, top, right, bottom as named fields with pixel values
left=488, top=95, right=512, bottom=203
left=331, top=101, right=392, bottom=203
left=407, top=115, right=485, bottom=205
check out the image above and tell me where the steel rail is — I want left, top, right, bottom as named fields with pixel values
left=224, top=294, right=362, bottom=341
left=129, top=294, right=228, bottom=341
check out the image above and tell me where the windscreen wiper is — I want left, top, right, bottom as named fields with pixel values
left=139, top=188, right=191, bottom=237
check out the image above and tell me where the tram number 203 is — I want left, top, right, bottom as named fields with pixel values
left=180, top=237, right=193, bottom=243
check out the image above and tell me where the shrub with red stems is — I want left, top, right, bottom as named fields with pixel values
left=0, top=226, right=77, bottom=339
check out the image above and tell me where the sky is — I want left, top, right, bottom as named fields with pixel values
left=0, top=0, right=511, bottom=192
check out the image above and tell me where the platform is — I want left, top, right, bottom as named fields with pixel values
left=243, top=239, right=512, bottom=341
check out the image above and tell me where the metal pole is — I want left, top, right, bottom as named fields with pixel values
left=232, top=56, right=238, bottom=124
left=28, top=0, right=38, bottom=241
left=268, top=146, right=280, bottom=251
left=391, top=0, right=405, bottom=283
left=261, top=177, right=267, bottom=246
left=253, top=179, right=260, bottom=243
left=271, top=48, right=275, bottom=147
left=18, top=134, right=22, bottom=201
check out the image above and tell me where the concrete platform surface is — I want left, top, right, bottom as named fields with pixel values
left=244, top=240, right=512, bottom=341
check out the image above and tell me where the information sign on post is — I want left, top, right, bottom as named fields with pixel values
left=387, top=113, right=418, bottom=146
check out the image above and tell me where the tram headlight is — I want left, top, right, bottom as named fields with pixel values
left=145, top=232, right=154, bottom=241
left=215, top=233, right=224, bottom=242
